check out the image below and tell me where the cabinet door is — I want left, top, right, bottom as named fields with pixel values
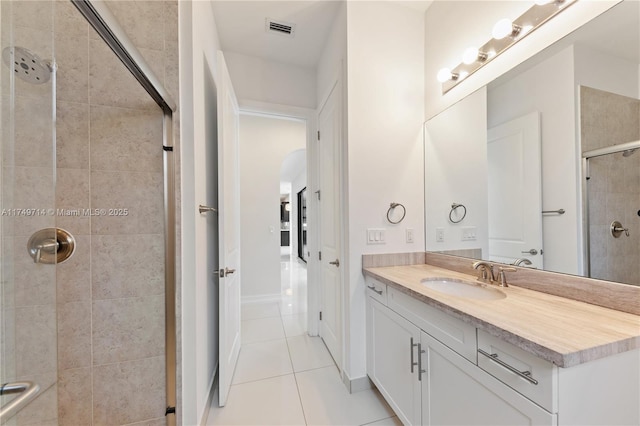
left=420, top=331, right=556, bottom=426
left=367, top=298, right=421, bottom=425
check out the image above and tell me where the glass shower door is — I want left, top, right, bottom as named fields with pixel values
left=1, top=0, right=59, bottom=424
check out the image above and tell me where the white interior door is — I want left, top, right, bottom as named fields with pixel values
left=488, top=112, right=543, bottom=268
left=217, top=51, right=241, bottom=406
left=317, top=80, right=342, bottom=369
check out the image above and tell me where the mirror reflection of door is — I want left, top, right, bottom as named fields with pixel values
left=487, top=112, right=544, bottom=269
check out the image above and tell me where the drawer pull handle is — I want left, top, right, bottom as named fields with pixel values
left=478, top=349, right=539, bottom=385
left=367, top=285, right=383, bottom=295
left=410, top=337, right=418, bottom=373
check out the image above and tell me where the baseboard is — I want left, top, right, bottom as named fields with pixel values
left=241, top=293, right=281, bottom=304
left=341, top=371, right=373, bottom=393
left=199, top=364, right=218, bottom=426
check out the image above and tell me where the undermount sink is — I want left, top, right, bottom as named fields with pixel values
left=421, top=277, right=506, bottom=301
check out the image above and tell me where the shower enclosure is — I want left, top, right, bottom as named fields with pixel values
left=581, top=86, right=640, bottom=286
left=1, top=1, right=178, bottom=424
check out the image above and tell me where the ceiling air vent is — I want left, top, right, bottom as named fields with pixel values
left=266, top=18, right=296, bottom=37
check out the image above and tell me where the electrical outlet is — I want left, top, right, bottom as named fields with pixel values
left=461, top=226, right=477, bottom=241
left=436, top=227, right=444, bottom=242
left=367, top=228, right=386, bottom=244
left=406, top=228, right=414, bottom=243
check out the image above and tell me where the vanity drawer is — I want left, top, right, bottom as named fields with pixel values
left=365, top=277, right=387, bottom=305
left=477, top=329, right=558, bottom=413
left=387, top=286, right=477, bottom=363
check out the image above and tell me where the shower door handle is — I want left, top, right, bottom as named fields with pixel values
left=0, top=381, right=40, bottom=419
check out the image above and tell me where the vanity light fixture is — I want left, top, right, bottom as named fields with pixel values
left=438, top=0, right=577, bottom=94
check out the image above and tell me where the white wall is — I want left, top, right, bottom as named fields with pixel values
left=345, top=1, right=425, bottom=381
left=225, top=51, right=317, bottom=109
left=488, top=46, right=579, bottom=275
left=424, top=0, right=620, bottom=119
left=425, top=88, right=488, bottom=256
left=317, top=2, right=347, bottom=104
left=179, top=1, right=221, bottom=424
left=574, top=44, right=640, bottom=99
left=240, top=114, right=306, bottom=299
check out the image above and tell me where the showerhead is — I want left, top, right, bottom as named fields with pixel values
left=622, top=148, right=638, bottom=158
left=2, top=46, right=52, bottom=84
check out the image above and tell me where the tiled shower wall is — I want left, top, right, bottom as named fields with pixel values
left=581, top=86, right=640, bottom=285
left=2, top=1, right=179, bottom=425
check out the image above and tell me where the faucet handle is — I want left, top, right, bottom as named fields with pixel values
left=498, top=267, right=517, bottom=287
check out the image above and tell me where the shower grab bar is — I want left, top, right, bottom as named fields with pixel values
left=542, top=209, right=565, bottom=215
left=0, top=381, right=40, bottom=420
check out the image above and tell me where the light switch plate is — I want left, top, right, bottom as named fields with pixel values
left=436, top=227, right=444, bottom=242
left=367, top=228, right=386, bottom=244
left=461, top=226, right=477, bottom=241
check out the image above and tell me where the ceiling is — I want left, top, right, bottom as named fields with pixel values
left=211, top=0, right=433, bottom=69
left=211, top=1, right=342, bottom=69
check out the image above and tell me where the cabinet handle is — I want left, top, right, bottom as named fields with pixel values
left=410, top=338, right=418, bottom=373
left=367, top=285, right=383, bottom=295
left=417, top=343, right=426, bottom=381
left=478, top=349, right=539, bottom=385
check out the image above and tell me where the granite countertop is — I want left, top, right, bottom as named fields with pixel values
left=363, top=263, right=640, bottom=368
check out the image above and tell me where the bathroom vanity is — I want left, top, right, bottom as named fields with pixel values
left=363, top=254, right=640, bottom=426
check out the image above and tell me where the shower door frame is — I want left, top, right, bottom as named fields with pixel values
left=71, top=1, right=178, bottom=425
left=581, top=139, right=640, bottom=279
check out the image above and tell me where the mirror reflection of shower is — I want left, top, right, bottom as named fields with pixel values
left=2, top=46, right=53, bottom=84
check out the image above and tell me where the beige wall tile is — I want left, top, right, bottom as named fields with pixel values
left=12, top=236, right=57, bottom=307
left=123, top=417, right=167, bottom=426
left=57, top=301, right=91, bottom=370
left=56, top=101, right=90, bottom=169
left=91, top=234, right=165, bottom=300
left=101, top=1, right=164, bottom=51
left=15, top=382, right=58, bottom=426
left=93, top=356, right=165, bottom=425
left=90, top=105, right=163, bottom=173
left=164, top=1, right=178, bottom=42
left=56, top=234, right=91, bottom=303
left=58, top=367, right=92, bottom=426
left=54, top=31, right=89, bottom=104
left=89, top=38, right=161, bottom=111
left=90, top=170, right=164, bottom=235
left=10, top=1, right=53, bottom=34
left=92, top=295, right=164, bottom=365
left=15, top=304, right=57, bottom=377
left=10, top=95, right=55, bottom=168
left=54, top=0, right=89, bottom=40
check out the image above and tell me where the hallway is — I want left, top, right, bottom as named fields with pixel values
left=206, top=257, right=398, bottom=425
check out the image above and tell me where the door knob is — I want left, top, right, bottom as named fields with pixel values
left=219, top=268, right=236, bottom=278
left=521, top=249, right=538, bottom=255
left=329, top=259, right=340, bottom=267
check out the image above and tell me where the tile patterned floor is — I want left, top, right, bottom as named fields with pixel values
left=207, top=256, right=399, bottom=425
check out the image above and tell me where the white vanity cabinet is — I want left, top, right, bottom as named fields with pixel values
left=421, top=330, right=555, bottom=425
left=366, top=279, right=556, bottom=426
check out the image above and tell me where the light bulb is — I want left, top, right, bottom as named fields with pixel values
left=534, top=0, right=553, bottom=5
left=492, top=18, right=514, bottom=39
left=462, top=47, right=479, bottom=65
left=437, top=67, right=452, bottom=83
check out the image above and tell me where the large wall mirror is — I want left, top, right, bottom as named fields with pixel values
left=425, top=0, right=639, bottom=287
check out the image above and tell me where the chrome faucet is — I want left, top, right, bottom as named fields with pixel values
left=472, top=261, right=496, bottom=284
left=512, top=258, right=532, bottom=266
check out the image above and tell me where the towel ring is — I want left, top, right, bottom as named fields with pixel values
left=449, top=203, right=467, bottom=224
left=387, top=202, right=406, bottom=224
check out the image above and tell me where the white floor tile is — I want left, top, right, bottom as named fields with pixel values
left=287, top=335, right=335, bottom=372
left=282, top=313, right=307, bottom=337
left=241, top=302, right=280, bottom=321
left=296, top=366, right=396, bottom=426
left=241, top=317, right=285, bottom=344
left=232, top=339, right=293, bottom=385
left=207, top=374, right=306, bottom=426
